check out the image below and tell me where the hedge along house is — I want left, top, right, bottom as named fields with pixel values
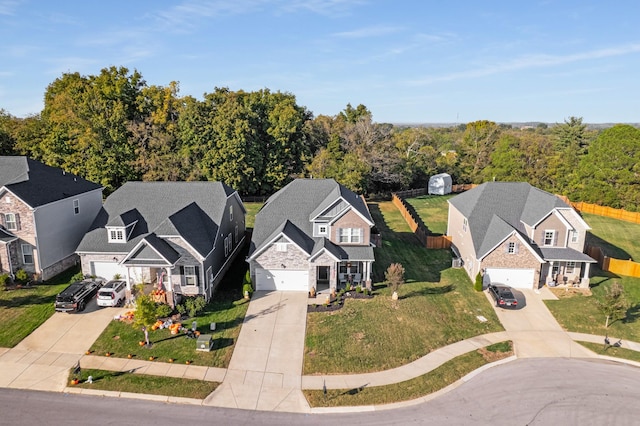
left=0, top=156, right=103, bottom=281
left=247, top=179, right=376, bottom=293
left=76, top=182, right=246, bottom=306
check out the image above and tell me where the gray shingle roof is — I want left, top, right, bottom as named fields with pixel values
left=0, top=156, right=102, bottom=207
left=538, top=247, right=597, bottom=262
left=77, top=181, right=235, bottom=257
left=448, top=182, right=569, bottom=258
left=249, top=179, right=373, bottom=258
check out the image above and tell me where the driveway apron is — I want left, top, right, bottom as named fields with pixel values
left=204, top=291, right=310, bottom=412
left=0, top=301, right=126, bottom=392
left=488, top=288, right=595, bottom=358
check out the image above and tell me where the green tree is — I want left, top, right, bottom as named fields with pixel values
left=596, top=281, right=629, bottom=328
left=133, top=294, right=158, bottom=329
left=338, top=103, right=371, bottom=124
left=573, top=124, right=640, bottom=210
left=458, top=120, right=501, bottom=183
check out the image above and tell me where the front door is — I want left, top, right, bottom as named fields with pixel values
left=317, top=266, right=330, bottom=291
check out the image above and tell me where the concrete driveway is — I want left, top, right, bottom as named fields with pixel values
left=487, top=287, right=595, bottom=358
left=205, top=291, right=309, bottom=411
left=0, top=299, right=126, bottom=391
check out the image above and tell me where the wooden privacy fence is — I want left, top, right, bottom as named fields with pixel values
left=586, top=244, right=640, bottom=278
left=571, top=201, right=640, bottom=225
left=394, top=184, right=476, bottom=200
left=391, top=193, right=452, bottom=249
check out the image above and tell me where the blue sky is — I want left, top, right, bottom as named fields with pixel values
left=1, top=0, right=640, bottom=124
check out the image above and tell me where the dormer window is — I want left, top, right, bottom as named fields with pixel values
left=108, top=228, right=125, bottom=243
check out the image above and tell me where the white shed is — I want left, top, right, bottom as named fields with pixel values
left=428, top=173, right=453, bottom=195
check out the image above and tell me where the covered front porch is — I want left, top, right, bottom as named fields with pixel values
left=541, top=248, right=597, bottom=288
left=313, top=260, right=373, bottom=294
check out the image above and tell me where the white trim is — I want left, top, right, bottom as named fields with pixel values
left=247, top=230, right=311, bottom=261
left=120, top=237, right=174, bottom=266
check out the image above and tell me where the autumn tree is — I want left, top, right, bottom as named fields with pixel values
left=458, top=120, right=501, bottom=183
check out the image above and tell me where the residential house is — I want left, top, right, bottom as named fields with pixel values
left=447, top=182, right=595, bottom=289
left=0, top=156, right=103, bottom=281
left=247, top=178, right=376, bottom=293
left=76, top=182, right=246, bottom=305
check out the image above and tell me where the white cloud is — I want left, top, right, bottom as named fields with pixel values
left=332, top=25, right=403, bottom=39
left=409, top=43, right=640, bottom=86
left=0, top=0, right=21, bottom=16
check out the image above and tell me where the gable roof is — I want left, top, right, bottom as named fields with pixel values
left=76, top=181, right=236, bottom=258
left=248, top=179, right=374, bottom=259
left=0, top=156, right=102, bottom=207
left=448, top=182, right=569, bottom=258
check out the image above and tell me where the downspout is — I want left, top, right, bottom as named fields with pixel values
left=7, top=241, right=15, bottom=278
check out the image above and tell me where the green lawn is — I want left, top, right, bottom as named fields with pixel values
left=304, top=201, right=503, bottom=375
left=90, top=249, right=251, bottom=367
left=405, top=194, right=455, bottom=235
left=304, top=342, right=513, bottom=407
left=70, top=368, right=219, bottom=399
left=583, top=213, right=640, bottom=261
left=243, top=202, right=263, bottom=229
left=577, top=341, right=640, bottom=363
left=545, top=269, right=640, bottom=342
left=0, top=268, right=79, bottom=347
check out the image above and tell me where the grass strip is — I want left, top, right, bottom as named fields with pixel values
left=304, top=342, right=512, bottom=407
left=577, top=341, right=640, bottom=363
left=68, top=368, right=218, bottom=399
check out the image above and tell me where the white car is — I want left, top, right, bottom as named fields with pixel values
left=96, top=280, right=127, bottom=307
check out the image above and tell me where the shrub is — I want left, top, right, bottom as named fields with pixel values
left=71, top=271, right=85, bottom=282
left=385, top=263, right=405, bottom=293
left=184, top=296, right=206, bottom=318
left=15, top=269, right=30, bottom=284
left=176, top=303, right=187, bottom=316
left=0, top=273, right=9, bottom=290
left=242, top=283, right=253, bottom=295
left=474, top=272, right=483, bottom=292
left=355, top=285, right=362, bottom=293
left=155, top=303, right=173, bottom=319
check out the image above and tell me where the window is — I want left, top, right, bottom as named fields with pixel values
left=463, top=218, right=468, bottom=233
left=5, top=213, right=17, bottom=231
left=229, top=205, right=233, bottom=221
left=4, top=196, right=11, bottom=203
left=184, top=266, right=197, bottom=286
left=22, top=244, right=33, bottom=264
left=570, top=230, right=579, bottom=243
left=566, top=261, right=576, bottom=274
left=318, top=225, right=327, bottom=235
left=73, top=199, right=80, bottom=215
left=507, top=242, right=516, bottom=254
left=339, top=228, right=362, bottom=243
left=544, top=230, right=555, bottom=246
left=108, top=229, right=125, bottom=243
left=276, top=243, right=287, bottom=252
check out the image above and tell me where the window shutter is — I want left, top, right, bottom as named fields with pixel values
left=195, top=266, right=200, bottom=286
left=504, top=244, right=509, bottom=253
left=179, top=266, right=184, bottom=276
left=15, top=213, right=20, bottom=231
left=0, top=213, right=5, bottom=228
left=515, top=242, right=519, bottom=254
left=553, top=232, right=558, bottom=246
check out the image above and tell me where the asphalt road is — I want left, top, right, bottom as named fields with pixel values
left=1, top=358, right=639, bottom=425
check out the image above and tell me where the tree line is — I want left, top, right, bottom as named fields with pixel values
left=1, top=66, right=639, bottom=211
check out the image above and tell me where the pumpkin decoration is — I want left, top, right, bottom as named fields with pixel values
left=71, top=378, right=79, bottom=385
left=105, top=352, right=111, bottom=357
left=149, top=356, right=155, bottom=361
left=168, top=358, right=174, bottom=363
left=185, top=360, right=192, bottom=365
left=139, top=341, right=146, bottom=346
left=127, top=354, right=133, bottom=359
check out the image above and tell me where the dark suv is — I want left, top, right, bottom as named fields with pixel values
left=487, top=284, right=518, bottom=308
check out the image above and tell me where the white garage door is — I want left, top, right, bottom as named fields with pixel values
left=483, top=268, right=536, bottom=289
left=91, top=262, right=127, bottom=282
left=255, top=268, right=309, bottom=291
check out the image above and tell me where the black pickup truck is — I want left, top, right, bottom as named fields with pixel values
left=54, top=278, right=105, bottom=313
